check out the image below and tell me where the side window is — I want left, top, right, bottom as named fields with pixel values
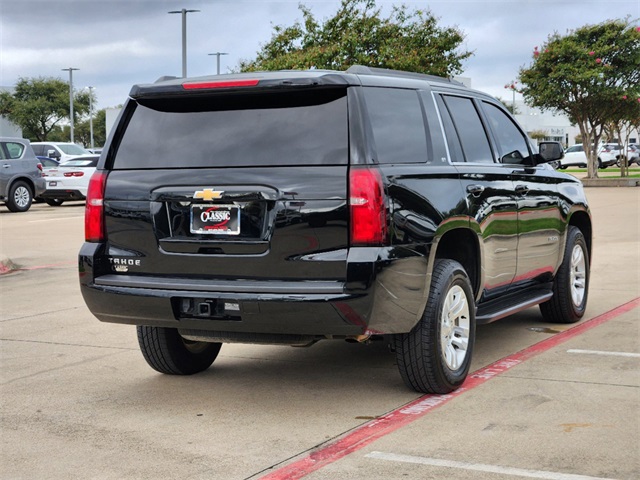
left=362, top=88, right=429, bottom=164
left=5, top=142, right=25, bottom=159
left=482, top=102, right=532, bottom=165
left=435, top=95, right=465, bottom=163
left=442, top=95, right=494, bottom=163
left=32, top=145, right=44, bottom=156
left=0, top=143, right=6, bottom=160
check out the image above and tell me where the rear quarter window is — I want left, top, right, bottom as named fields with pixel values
left=112, top=89, right=348, bottom=169
left=5, top=142, right=25, bottom=159
left=362, top=87, right=429, bottom=164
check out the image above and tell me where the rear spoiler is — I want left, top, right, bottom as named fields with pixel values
left=129, top=72, right=359, bottom=99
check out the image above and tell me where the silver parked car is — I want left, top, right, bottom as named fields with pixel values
left=0, top=137, right=46, bottom=212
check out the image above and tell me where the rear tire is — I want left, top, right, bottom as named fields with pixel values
left=540, top=226, right=589, bottom=323
left=137, top=326, right=221, bottom=375
left=6, top=181, right=33, bottom=212
left=45, top=198, right=64, bottom=207
left=394, top=259, right=476, bottom=394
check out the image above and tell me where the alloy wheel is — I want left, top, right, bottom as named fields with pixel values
left=440, top=285, right=471, bottom=370
left=570, top=244, right=587, bottom=307
left=14, top=186, right=30, bottom=208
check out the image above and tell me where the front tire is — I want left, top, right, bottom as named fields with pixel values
left=540, top=226, right=589, bottom=323
left=137, top=326, right=221, bottom=375
left=6, top=181, right=33, bottom=212
left=394, top=259, right=476, bottom=394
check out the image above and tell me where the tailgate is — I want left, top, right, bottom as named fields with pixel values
left=103, top=167, right=348, bottom=282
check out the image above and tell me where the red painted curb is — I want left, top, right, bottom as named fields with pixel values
left=0, top=259, right=75, bottom=275
left=0, top=257, right=15, bottom=275
left=259, top=298, right=640, bottom=480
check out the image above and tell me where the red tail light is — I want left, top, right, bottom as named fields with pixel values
left=64, top=171, right=84, bottom=177
left=85, top=171, right=107, bottom=242
left=349, top=168, right=387, bottom=246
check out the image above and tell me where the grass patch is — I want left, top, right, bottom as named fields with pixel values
left=564, top=167, right=640, bottom=178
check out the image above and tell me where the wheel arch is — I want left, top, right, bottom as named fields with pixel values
left=567, top=210, right=592, bottom=263
left=432, top=226, right=481, bottom=299
left=8, top=176, right=36, bottom=196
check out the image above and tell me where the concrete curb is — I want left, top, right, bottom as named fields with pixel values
left=581, top=178, right=640, bottom=187
left=0, top=255, right=16, bottom=275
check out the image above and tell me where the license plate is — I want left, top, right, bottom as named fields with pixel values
left=49, top=181, right=57, bottom=187
left=190, top=204, right=240, bottom=235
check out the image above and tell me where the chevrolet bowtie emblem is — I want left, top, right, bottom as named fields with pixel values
left=193, top=189, right=224, bottom=201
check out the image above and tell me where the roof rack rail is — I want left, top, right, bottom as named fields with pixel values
left=345, top=65, right=465, bottom=87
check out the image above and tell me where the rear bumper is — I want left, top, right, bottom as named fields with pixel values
left=79, top=242, right=430, bottom=336
left=40, top=189, right=86, bottom=200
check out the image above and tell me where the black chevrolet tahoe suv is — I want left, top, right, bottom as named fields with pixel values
left=79, top=66, right=591, bottom=394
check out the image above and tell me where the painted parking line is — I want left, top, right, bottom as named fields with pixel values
left=567, top=349, right=640, bottom=358
left=259, top=297, right=640, bottom=480
left=18, top=261, right=76, bottom=271
left=365, top=451, right=617, bottom=480
left=28, top=216, right=83, bottom=223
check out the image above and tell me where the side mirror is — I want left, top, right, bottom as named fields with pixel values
left=538, top=141, right=564, bottom=162
left=47, top=149, right=60, bottom=159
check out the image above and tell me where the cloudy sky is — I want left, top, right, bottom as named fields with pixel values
left=1, top=0, right=638, bottom=110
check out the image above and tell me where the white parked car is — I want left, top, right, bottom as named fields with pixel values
left=39, top=155, right=99, bottom=206
left=559, top=143, right=618, bottom=169
left=31, top=142, right=91, bottom=163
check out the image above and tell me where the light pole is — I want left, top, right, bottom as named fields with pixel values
left=504, top=80, right=519, bottom=114
left=62, top=67, right=79, bottom=143
left=87, top=86, right=95, bottom=150
left=168, top=8, right=200, bottom=77
left=208, top=52, right=228, bottom=75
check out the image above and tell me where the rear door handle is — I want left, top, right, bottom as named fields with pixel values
left=515, top=185, right=529, bottom=194
left=466, top=184, right=485, bottom=196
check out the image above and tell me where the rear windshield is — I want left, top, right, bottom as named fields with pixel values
left=112, top=88, right=348, bottom=169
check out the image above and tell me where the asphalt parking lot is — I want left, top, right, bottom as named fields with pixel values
left=1, top=187, right=639, bottom=480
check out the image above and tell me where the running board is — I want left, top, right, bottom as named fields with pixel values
left=475, top=288, right=553, bottom=324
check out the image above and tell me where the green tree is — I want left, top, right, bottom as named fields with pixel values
left=608, top=98, right=640, bottom=176
left=238, top=0, right=472, bottom=77
left=519, top=19, right=640, bottom=178
left=529, top=129, right=548, bottom=143
left=0, top=76, right=91, bottom=142
left=75, top=109, right=107, bottom=148
left=496, top=97, right=520, bottom=115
